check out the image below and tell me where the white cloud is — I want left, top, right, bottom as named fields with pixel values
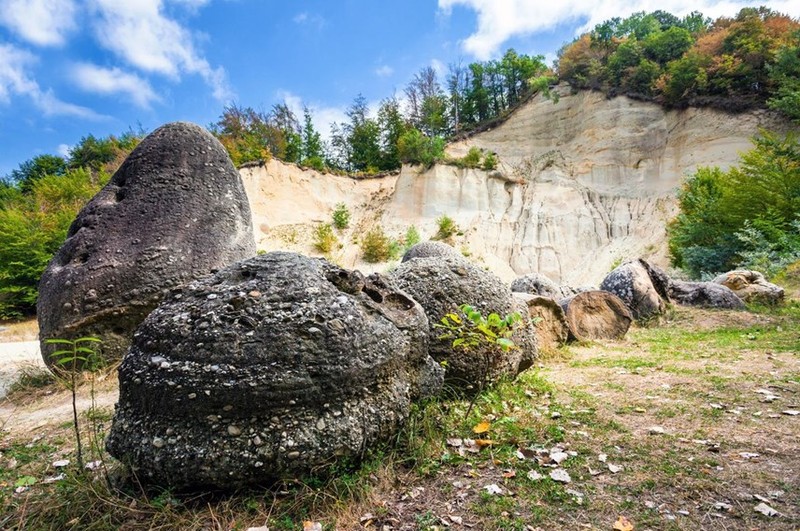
left=430, top=58, right=445, bottom=76
left=0, top=43, right=103, bottom=119
left=375, top=65, right=394, bottom=77
left=439, top=0, right=800, bottom=60
left=57, top=143, right=71, bottom=157
left=87, top=0, right=233, bottom=102
left=71, top=63, right=160, bottom=108
left=0, top=0, right=77, bottom=46
left=293, top=11, right=326, bottom=29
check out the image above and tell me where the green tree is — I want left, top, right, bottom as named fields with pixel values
left=644, top=26, right=694, bottom=64
left=300, top=106, right=324, bottom=169
left=6, top=154, right=67, bottom=193
left=376, top=96, right=408, bottom=170
left=767, top=31, right=800, bottom=122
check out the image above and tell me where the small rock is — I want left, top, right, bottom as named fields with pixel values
left=714, top=502, right=733, bottom=511
left=52, top=459, right=70, bottom=468
left=648, top=426, right=666, bottom=435
left=484, top=483, right=503, bottom=495
left=527, top=470, right=543, bottom=481
left=227, top=425, right=242, bottom=437
left=608, top=463, right=623, bottom=474
left=782, top=409, right=799, bottom=416
left=738, top=452, right=759, bottom=459
left=550, top=451, right=569, bottom=464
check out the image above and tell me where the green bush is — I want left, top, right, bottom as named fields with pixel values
left=434, top=215, right=458, bottom=241
left=313, top=223, right=338, bottom=254
left=403, top=225, right=421, bottom=252
left=397, top=129, right=445, bottom=167
left=482, top=152, right=498, bottom=170
left=462, top=147, right=482, bottom=168
left=669, top=131, right=800, bottom=278
left=332, top=203, right=351, bottom=230
left=361, top=227, right=392, bottom=263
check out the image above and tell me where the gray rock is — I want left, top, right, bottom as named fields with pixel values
left=712, top=270, right=784, bottom=305
left=401, top=241, right=462, bottom=263
left=390, top=255, right=536, bottom=393
left=669, top=280, right=745, bottom=309
left=37, top=122, right=255, bottom=367
left=600, top=259, right=669, bottom=321
left=106, top=252, right=438, bottom=489
left=511, top=273, right=561, bottom=299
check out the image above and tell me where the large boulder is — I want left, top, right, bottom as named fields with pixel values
left=38, top=122, right=256, bottom=367
left=558, top=291, right=632, bottom=341
left=669, top=280, right=745, bottom=309
left=712, top=270, right=784, bottom=305
left=512, top=293, right=568, bottom=351
left=401, top=241, right=462, bottom=263
left=106, top=252, right=439, bottom=489
left=600, top=259, right=670, bottom=321
left=390, top=255, right=536, bottom=392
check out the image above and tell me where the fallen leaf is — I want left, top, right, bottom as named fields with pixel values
left=549, top=469, right=571, bottom=483
left=502, top=469, right=516, bottom=478
left=754, top=502, right=779, bottom=517
left=474, top=439, right=494, bottom=448
left=598, top=453, right=608, bottom=463
left=588, top=467, right=602, bottom=476
left=484, top=483, right=503, bottom=495
left=446, top=438, right=463, bottom=447
left=303, top=521, right=323, bottom=531
left=449, top=515, right=463, bottom=524
left=713, top=502, right=732, bottom=511
left=246, top=527, right=270, bottom=531
left=516, top=448, right=537, bottom=460
left=738, top=452, right=760, bottom=460
left=473, top=421, right=491, bottom=434
left=613, top=515, right=634, bottom=531
left=550, top=451, right=569, bottom=464
left=608, top=463, right=623, bottom=474
left=527, top=470, right=543, bottom=481
left=52, top=460, right=70, bottom=468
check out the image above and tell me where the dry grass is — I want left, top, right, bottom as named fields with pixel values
left=0, top=319, right=39, bottom=342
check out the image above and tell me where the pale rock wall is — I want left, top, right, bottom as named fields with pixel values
left=240, top=88, right=786, bottom=286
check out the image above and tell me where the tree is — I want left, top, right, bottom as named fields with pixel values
left=669, top=131, right=800, bottom=277
left=300, top=106, right=324, bottom=169
left=376, top=96, right=408, bottom=170
left=644, top=26, right=694, bottom=64
left=7, top=154, right=67, bottom=193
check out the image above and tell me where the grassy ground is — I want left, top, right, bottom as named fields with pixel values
left=0, top=300, right=797, bottom=530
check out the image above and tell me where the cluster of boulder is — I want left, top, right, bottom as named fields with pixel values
left=37, top=122, right=785, bottom=490
left=37, top=123, right=540, bottom=490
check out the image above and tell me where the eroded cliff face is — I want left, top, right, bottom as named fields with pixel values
left=241, top=88, right=787, bottom=286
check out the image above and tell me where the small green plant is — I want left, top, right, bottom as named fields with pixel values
left=462, top=147, right=482, bottom=168
left=313, top=223, right=338, bottom=254
left=482, top=151, right=498, bottom=170
left=361, top=227, right=391, bottom=263
left=403, top=225, right=421, bottom=252
left=332, top=202, right=351, bottom=230
left=435, top=304, right=522, bottom=414
left=46, top=336, right=102, bottom=471
left=434, top=215, right=458, bottom=241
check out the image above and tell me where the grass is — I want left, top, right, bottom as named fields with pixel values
left=1, top=302, right=799, bottom=529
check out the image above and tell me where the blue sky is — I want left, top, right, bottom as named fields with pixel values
left=1, top=0, right=798, bottom=177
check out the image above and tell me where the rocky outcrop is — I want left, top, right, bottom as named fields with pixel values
left=38, top=122, right=255, bottom=367
left=669, top=280, right=745, bottom=309
left=600, top=259, right=670, bottom=321
left=240, top=89, right=786, bottom=286
left=106, top=252, right=439, bottom=489
left=390, top=255, right=536, bottom=393
left=712, top=270, right=784, bottom=305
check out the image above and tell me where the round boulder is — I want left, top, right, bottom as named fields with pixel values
left=600, top=259, right=669, bottom=321
left=669, top=280, right=745, bottom=309
left=712, top=270, right=784, bottom=305
left=511, top=273, right=561, bottom=299
left=401, top=241, right=462, bottom=263
left=37, top=122, right=256, bottom=367
left=390, top=255, right=536, bottom=393
left=106, top=252, right=439, bottom=489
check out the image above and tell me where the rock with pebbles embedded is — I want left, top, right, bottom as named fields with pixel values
left=668, top=280, right=745, bottom=309
left=401, top=241, right=462, bottom=263
left=712, top=270, right=784, bottom=305
left=37, top=122, right=256, bottom=368
left=106, top=252, right=439, bottom=489
left=511, top=273, right=563, bottom=299
left=390, top=255, right=536, bottom=392
left=600, top=259, right=669, bottom=321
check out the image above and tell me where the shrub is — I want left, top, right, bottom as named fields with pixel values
left=462, top=147, right=482, bottom=168
left=482, top=152, right=498, bottom=171
left=403, top=225, right=421, bottom=252
left=397, top=129, right=445, bottom=167
left=332, top=203, right=351, bottom=230
left=313, top=223, right=338, bottom=254
left=434, top=215, right=458, bottom=241
left=361, top=227, right=391, bottom=263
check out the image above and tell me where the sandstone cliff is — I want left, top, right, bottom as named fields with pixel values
left=241, top=88, right=787, bottom=286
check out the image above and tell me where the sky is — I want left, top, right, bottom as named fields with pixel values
left=1, top=0, right=799, bottom=177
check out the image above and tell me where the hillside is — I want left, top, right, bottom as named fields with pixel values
left=241, top=86, right=789, bottom=285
